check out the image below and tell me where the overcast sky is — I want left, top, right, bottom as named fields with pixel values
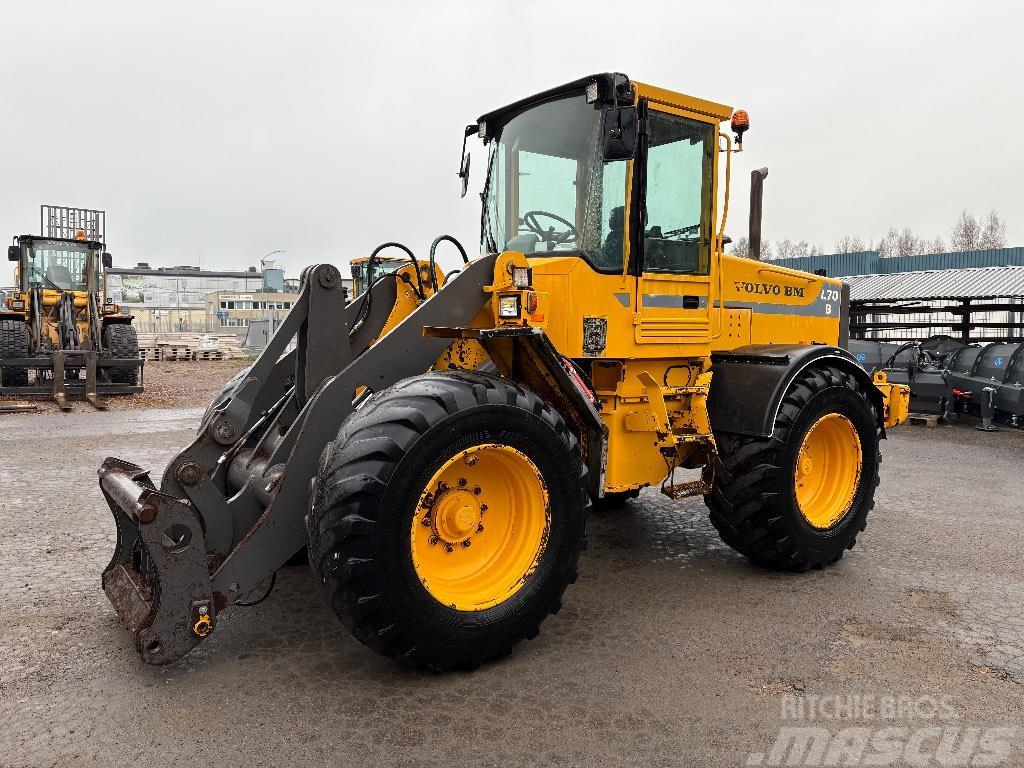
left=2, top=0, right=1021, bottom=283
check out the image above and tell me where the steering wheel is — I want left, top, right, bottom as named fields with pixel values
left=522, top=210, right=579, bottom=247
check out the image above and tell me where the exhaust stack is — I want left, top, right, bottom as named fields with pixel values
left=749, top=167, right=768, bottom=261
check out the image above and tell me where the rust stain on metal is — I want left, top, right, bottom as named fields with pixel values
left=103, top=564, right=153, bottom=634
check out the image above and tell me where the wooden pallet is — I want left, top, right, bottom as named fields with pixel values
left=160, top=346, right=195, bottom=361
left=907, top=412, right=942, bottom=428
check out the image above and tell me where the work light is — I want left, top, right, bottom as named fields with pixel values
left=498, top=294, right=520, bottom=318
left=511, top=266, right=531, bottom=289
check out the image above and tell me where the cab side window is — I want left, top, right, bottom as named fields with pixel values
left=643, top=111, right=714, bottom=275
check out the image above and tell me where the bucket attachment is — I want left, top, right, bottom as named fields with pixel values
left=100, top=457, right=215, bottom=664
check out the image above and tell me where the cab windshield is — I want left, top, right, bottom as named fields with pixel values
left=23, top=240, right=94, bottom=292
left=482, top=93, right=629, bottom=271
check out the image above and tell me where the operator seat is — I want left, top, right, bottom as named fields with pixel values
left=505, top=233, right=540, bottom=254
left=598, top=206, right=625, bottom=269
left=45, top=263, right=75, bottom=290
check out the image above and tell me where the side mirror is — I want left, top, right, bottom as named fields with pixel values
left=459, top=153, right=471, bottom=199
left=102, top=252, right=113, bottom=268
left=457, top=123, right=475, bottom=199
left=8, top=245, right=20, bottom=262
left=602, top=106, right=638, bottom=161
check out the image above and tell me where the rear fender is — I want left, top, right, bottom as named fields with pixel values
left=708, top=344, right=885, bottom=438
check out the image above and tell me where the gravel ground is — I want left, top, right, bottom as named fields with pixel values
left=0, top=359, right=251, bottom=412
left=0, top=407, right=1022, bottom=767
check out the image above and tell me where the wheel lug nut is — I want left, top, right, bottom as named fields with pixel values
left=444, top=543, right=454, bottom=553
left=428, top=535, right=439, bottom=545
left=437, top=481, right=448, bottom=492
left=477, top=524, right=484, bottom=533
left=458, top=478, right=467, bottom=487
left=480, top=503, right=488, bottom=512
left=461, top=540, right=471, bottom=548
left=473, top=486, right=481, bottom=495
left=421, top=516, right=432, bottom=527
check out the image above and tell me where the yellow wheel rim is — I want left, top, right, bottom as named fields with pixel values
left=411, top=443, right=549, bottom=611
left=794, top=413, right=862, bottom=529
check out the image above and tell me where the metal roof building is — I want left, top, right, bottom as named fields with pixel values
left=846, top=265, right=1024, bottom=302
left=771, top=247, right=1024, bottom=278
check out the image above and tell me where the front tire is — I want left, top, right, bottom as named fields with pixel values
left=102, top=324, right=139, bottom=385
left=307, top=371, right=588, bottom=670
left=706, top=363, right=881, bottom=570
left=0, top=319, right=30, bottom=388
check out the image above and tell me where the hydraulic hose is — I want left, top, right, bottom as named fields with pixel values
left=428, top=235, right=470, bottom=292
left=350, top=241, right=422, bottom=337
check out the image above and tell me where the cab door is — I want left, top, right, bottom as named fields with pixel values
left=634, top=105, right=717, bottom=346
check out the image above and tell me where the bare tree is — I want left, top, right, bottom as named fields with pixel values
left=878, top=227, right=928, bottom=258
left=979, top=209, right=1007, bottom=249
left=732, top=235, right=778, bottom=260
left=774, top=239, right=819, bottom=259
left=730, top=236, right=750, bottom=258
left=924, top=236, right=946, bottom=254
left=834, top=235, right=867, bottom=254
left=950, top=210, right=981, bottom=251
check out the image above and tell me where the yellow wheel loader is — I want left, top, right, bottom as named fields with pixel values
left=98, top=74, right=909, bottom=669
left=2, top=208, right=142, bottom=408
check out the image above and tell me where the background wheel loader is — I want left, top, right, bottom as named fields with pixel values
left=98, top=73, right=909, bottom=670
left=2, top=206, right=143, bottom=409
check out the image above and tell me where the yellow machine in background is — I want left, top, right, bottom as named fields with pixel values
left=1, top=207, right=142, bottom=407
left=98, top=74, right=908, bottom=671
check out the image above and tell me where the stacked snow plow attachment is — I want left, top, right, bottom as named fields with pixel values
left=848, top=335, right=1024, bottom=429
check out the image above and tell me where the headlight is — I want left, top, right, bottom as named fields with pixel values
left=8, top=299, right=25, bottom=310
left=510, top=266, right=531, bottom=289
left=498, top=294, right=520, bottom=319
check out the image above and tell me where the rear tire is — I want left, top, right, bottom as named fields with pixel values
left=102, top=324, right=139, bottom=385
left=706, top=363, right=881, bottom=570
left=307, top=370, right=588, bottom=670
left=0, top=319, right=30, bottom=388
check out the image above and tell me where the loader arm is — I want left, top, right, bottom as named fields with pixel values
left=99, top=255, right=496, bottom=664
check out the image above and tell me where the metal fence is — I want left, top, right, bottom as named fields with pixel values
left=851, top=298, right=1024, bottom=342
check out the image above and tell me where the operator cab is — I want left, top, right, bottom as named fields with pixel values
left=350, top=255, right=411, bottom=297
left=466, top=73, right=735, bottom=356
left=9, top=236, right=106, bottom=294
left=476, top=73, right=719, bottom=278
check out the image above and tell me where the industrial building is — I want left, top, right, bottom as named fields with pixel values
left=203, top=290, right=300, bottom=336
left=105, top=263, right=285, bottom=333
